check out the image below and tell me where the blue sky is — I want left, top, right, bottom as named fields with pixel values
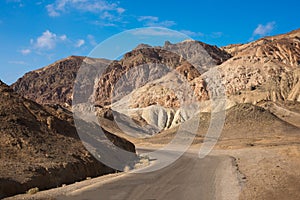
left=0, top=0, right=299, bottom=84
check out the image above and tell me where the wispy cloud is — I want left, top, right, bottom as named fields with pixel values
left=210, top=32, right=223, bottom=38
left=20, top=49, right=31, bottom=55
left=47, top=0, right=126, bottom=27
left=46, top=4, right=60, bottom=17
left=148, top=20, right=176, bottom=27
left=92, top=20, right=117, bottom=27
left=116, top=7, right=125, bottom=14
left=101, top=11, right=115, bottom=20
left=138, top=16, right=159, bottom=22
left=252, top=21, right=276, bottom=39
left=180, top=30, right=204, bottom=37
left=131, top=28, right=183, bottom=37
left=8, top=60, right=27, bottom=65
left=6, top=0, right=22, bottom=3
left=179, top=30, right=224, bottom=40
left=6, top=0, right=24, bottom=7
left=75, top=39, right=85, bottom=47
left=59, top=34, right=67, bottom=41
left=87, top=34, right=97, bottom=46
left=138, top=15, right=176, bottom=28
left=46, top=0, right=125, bottom=17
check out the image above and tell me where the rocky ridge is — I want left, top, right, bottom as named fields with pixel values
left=10, top=29, right=300, bottom=132
left=12, top=41, right=230, bottom=108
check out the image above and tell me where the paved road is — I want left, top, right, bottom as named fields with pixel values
left=59, top=150, right=230, bottom=200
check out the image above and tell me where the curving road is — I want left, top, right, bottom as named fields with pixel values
left=58, top=150, right=238, bottom=200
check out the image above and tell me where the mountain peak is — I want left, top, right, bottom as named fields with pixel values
left=0, top=80, right=6, bottom=86
left=135, top=43, right=152, bottom=50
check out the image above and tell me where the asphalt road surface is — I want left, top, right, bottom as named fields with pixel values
left=59, top=150, right=232, bottom=200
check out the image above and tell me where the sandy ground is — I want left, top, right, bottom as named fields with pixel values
left=227, top=146, right=300, bottom=200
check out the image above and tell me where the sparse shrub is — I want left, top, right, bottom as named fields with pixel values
left=27, top=187, right=39, bottom=195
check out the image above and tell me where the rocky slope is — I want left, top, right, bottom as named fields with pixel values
left=12, top=56, right=110, bottom=108
left=222, top=28, right=300, bottom=66
left=0, top=81, right=136, bottom=199
left=219, top=28, right=300, bottom=103
left=94, top=40, right=230, bottom=106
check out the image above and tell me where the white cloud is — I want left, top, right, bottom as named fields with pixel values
left=92, top=20, right=117, bottom=27
left=101, top=11, right=115, bottom=20
left=8, top=60, right=27, bottom=65
left=35, top=30, right=57, bottom=49
left=46, top=0, right=125, bottom=17
left=138, top=15, right=176, bottom=28
left=147, top=20, right=176, bottom=27
left=138, top=16, right=159, bottom=22
left=29, top=30, right=67, bottom=50
left=46, top=4, right=60, bottom=17
left=211, top=32, right=223, bottom=38
left=20, top=49, right=31, bottom=55
left=117, top=7, right=125, bottom=14
left=87, top=34, right=97, bottom=46
left=75, top=39, right=85, bottom=47
left=180, top=30, right=204, bottom=37
left=60, top=34, right=67, bottom=41
left=131, top=28, right=183, bottom=37
left=253, top=21, right=276, bottom=37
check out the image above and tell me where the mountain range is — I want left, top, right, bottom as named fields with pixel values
left=1, top=28, right=300, bottom=199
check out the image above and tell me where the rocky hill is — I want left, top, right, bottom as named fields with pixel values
left=94, top=40, right=230, bottom=106
left=11, top=29, right=300, bottom=133
left=12, top=56, right=110, bottom=108
left=218, top=28, right=300, bottom=103
left=12, top=41, right=230, bottom=108
left=0, top=81, right=136, bottom=199
left=106, top=29, right=300, bottom=131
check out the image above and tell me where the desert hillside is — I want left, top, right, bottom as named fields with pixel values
left=0, top=80, right=136, bottom=199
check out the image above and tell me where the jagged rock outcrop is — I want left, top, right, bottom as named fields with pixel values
left=0, top=81, right=136, bottom=199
